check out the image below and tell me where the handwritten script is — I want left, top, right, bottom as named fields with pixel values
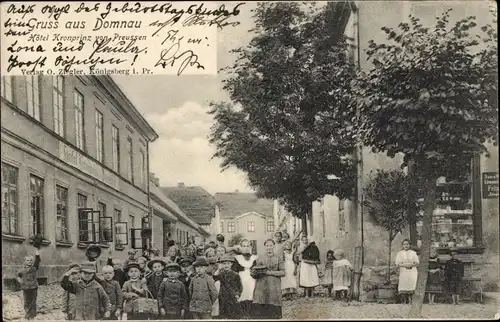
left=1, top=1, right=245, bottom=76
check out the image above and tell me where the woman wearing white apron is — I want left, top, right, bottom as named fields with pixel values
left=233, top=239, right=258, bottom=319
left=299, top=236, right=321, bottom=298
left=395, top=239, right=419, bottom=304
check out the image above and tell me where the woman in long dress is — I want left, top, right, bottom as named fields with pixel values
left=426, top=248, right=442, bottom=304
left=252, top=239, right=285, bottom=319
left=281, top=240, right=297, bottom=300
left=299, top=236, right=321, bottom=298
left=233, top=239, right=258, bottom=319
left=395, top=239, right=419, bottom=304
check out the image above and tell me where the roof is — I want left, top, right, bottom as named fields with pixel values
left=214, top=193, right=274, bottom=220
left=161, top=186, right=216, bottom=225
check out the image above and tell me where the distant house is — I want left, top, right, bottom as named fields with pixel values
left=215, top=192, right=274, bottom=256
left=162, top=183, right=218, bottom=238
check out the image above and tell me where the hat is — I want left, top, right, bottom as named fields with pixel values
left=192, top=256, right=209, bottom=267
left=125, top=262, right=141, bottom=271
left=165, top=262, right=181, bottom=271
left=218, top=255, right=235, bottom=263
left=68, top=262, right=80, bottom=270
left=147, top=258, right=167, bottom=270
left=80, top=261, right=96, bottom=273
left=127, top=249, right=137, bottom=255
left=85, top=244, right=102, bottom=260
left=179, top=257, right=193, bottom=266
left=216, top=234, right=225, bottom=242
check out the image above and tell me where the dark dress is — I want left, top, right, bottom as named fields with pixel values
left=216, top=270, right=243, bottom=319
left=444, top=258, right=464, bottom=294
left=426, top=256, right=442, bottom=293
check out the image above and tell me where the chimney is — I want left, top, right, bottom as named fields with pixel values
left=178, top=182, right=185, bottom=187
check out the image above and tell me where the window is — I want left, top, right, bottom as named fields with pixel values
left=266, top=220, right=275, bottom=232
left=339, top=200, right=346, bottom=231
left=114, top=209, right=128, bottom=247
left=77, top=194, right=91, bottom=242
left=220, top=220, right=224, bottom=233
left=95, top=109, right=104, bottom=162
left=1, top=76, right=13, bottom=102
left=247, top=221, right=255, bottom=232
left=74, top=90, right=85, bottom=150
left=227, top=222, right=235, bottom=233
left=112, top=125, right=120, bottom=172
left=415, top=161, right=476, bottom=249
left=78, top=208, right=100, bottom=243
left=127, top=137, right=133, bottom=182
left=56, top=186, right=69, bottom=242
left=26, top=76, right=41, bottom=121
left=30, top=175, right=44, bottom=237
left=139, top=150, right=145, bottom=187
left=98, top=202, right=112, bottom=243
left=129, top=215, right=135, bottom=228
left=1, top=163, right=18, bottom=235
left=53, top=76, right=65, bottom=136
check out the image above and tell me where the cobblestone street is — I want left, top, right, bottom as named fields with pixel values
left=3, top=285, right=498, bottom=320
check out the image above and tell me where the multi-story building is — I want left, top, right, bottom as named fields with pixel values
left=215, top=192, right=274, bottom=256
left=278, top=0, right=499, bottom=300
left=1, top=75, right=158, bottom=286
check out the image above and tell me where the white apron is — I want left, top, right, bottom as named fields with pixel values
left=395, top=250, right=419, bottom=292
left=235, top=254, right=258, bottom=302
left=299, top=261, right=319, bottom=288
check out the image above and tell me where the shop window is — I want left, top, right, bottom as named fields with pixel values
left=228, top=222, right=235, bottom=233
left=56, top=186, right=69, bottom=242
left=78, top=208, right=100, bottom=243
left=30, top=175, right=44, bottom=237
left=98, top=202, right=113, bottom=243
left=247, top=221, right=255, bottom=232
left=1, top=163, right=19, bottom=235
left=414, top=157, right=482, bottom=251
left=267, top=220, right=274, bottom=232
left=26, top=76, right=41, bottom=121
left=1, top=76, right=13, bottom=103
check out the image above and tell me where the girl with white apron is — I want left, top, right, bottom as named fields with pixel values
left=233, top=239, right=258, bottom=319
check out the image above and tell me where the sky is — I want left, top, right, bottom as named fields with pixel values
left=113, top=2, right=259, bottom=195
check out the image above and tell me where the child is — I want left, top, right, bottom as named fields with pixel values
left=282, top=240, right=298, bottom=300
left=426, top=248, right=442, bottom=305
left=444, top=249, right=464, bottom=305
left=178, top=257, right=194, bottom=319
left=189, top=256, right=218, bottom=320
left=122, top=262, right=150, bottom=320
left=216, top=245, right=227, bottom=260
left=97, top=265, right=123, bottom=320
left=205, top=248, right=220, bottom=318
left=61, top=263, right=80, bottom=320
left=137, top=256, right=151, bottom=279
left=233, top=239, right=258, bottom=319
left=216, top=255, right=243, bottom=319
left=123, top=249, right=137, bottom=268
left=17, top=249, right=41, bottom=320
left=332, top=249, right=353, bottom=301
left=322, top=250, right=335, bottom=297
left=158, top=262, right=189, bottom=319
left=60, top=262, right=111, bottom=320
left=146, top=258, right=167, bottom=299
left=106, top=249, right=129, bottom=287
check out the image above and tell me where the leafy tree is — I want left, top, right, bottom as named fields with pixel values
left=228, top=233, right=245, bottom=247
left=364, top=169, right=417, bottom=284
left=209, top=2, right=358, bottom=231
left=354, top=9, right=497, bottom=317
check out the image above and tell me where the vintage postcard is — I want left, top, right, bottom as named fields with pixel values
left=1, top=0, right=498, bottom=320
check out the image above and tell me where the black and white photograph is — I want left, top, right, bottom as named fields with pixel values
left=1, top=0, right=498, bottom=320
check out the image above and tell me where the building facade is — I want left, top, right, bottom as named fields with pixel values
left=215, top=192, right=274, bottom=256
left=1, top=75, right=158, bottom=286
left=277, top=0, right=499, bottom=299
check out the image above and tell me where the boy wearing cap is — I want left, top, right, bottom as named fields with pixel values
left=61, top=263, right=80, bottom=320
left=122, top=262, right=150, bottom=320
left=17, top=248, right=41, bottom=320
left=216, top=255, right=243, bottom=320
left=189, top=256, right=218, bottom=320
left=146, top=258, right=167, bottom=299
left=158, top=263, right=189, bottom=320
left=123, top=249, right=137, bottom=269
left=60, top=262, right=111, bottom=320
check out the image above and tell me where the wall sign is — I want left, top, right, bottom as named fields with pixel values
left=482, top=172, right=499, bottom=199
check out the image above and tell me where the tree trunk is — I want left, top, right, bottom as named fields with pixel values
left=407, top=160, right=418, bottom=247
left=387, top=230, right=392, bottom=283
left=302, top=215, right=308, bottom=236
left=408, top=176, right=437, bottom=318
